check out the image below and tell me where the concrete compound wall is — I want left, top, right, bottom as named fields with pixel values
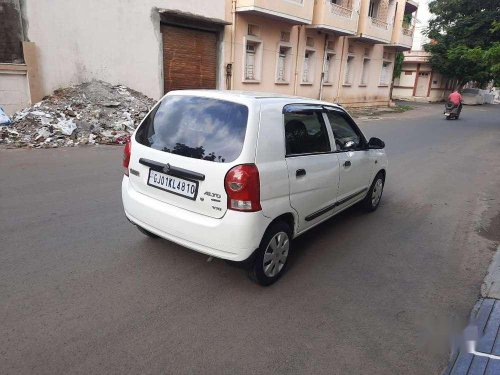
left=0, top=42, right=43, bottom=115
left=0, top=67, right=29, bottom=115
left=22, top=0, right=226, bottom=100
left=392, top=59, right=451, bottom=102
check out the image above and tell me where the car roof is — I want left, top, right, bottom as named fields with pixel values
left=165, top=89, right=343, bottom=108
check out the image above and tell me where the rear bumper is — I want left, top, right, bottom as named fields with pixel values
left=122, top=176, right=271, bottom=261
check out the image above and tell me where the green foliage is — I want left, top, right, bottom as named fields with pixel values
left=485, top=42, right=500, bottom=83
left=424, top=0, right=500, bottom=87
left=392, top=52, right=404, bottom=79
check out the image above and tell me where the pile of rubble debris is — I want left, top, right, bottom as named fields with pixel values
left=0, top=80, right=156, bottom=148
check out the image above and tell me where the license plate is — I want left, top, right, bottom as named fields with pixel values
left=147, top=169, right=198, bottom=200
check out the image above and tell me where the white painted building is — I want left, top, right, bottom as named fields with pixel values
left=0, top=0, right=228, bottom=114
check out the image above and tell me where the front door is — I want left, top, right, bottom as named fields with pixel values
left=324, top=108, right=374, bottom=210
left=415, top=72, right=430, bottom=97
left=284, top=105, right=340, bottom=232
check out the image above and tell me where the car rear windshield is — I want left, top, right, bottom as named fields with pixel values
left=136, top=95, right=248, bottom=163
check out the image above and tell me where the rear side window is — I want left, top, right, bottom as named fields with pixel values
left=284, top=111, right=330, bottom=156
left=136, top=96, right=248, bottom=163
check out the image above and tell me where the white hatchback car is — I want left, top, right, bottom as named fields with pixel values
left=122, top=91, right=388, bottom=285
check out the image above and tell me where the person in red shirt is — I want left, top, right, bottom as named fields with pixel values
left=448, top=89, right=463, bottom=116
left=448, top=90, right=463, bottom=106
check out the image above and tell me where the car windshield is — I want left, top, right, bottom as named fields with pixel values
left=136, top=95, right=248, bottom=163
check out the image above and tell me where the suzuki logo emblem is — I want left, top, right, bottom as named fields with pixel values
left=163, top=164, right=171, bottom=174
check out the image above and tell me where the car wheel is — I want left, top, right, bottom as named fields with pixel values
left=362, top=172, right=385, bottom=212
left=249, top=222, right=292, bottom=286
left=136, top=225, right=159, bottom=239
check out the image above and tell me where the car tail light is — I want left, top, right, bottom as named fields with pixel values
left=224, top=164, right=261, bottom=212
left=123, top=138, right=131, bottom=176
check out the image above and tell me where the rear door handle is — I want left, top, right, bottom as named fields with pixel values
left=344, top=160, right=351, bottom=167
left=296, top=169, right=306, bottom=177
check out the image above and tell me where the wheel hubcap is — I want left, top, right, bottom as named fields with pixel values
left=263, top=232, right=289, bottom=278
left=371, top=178, right=383, bottom=207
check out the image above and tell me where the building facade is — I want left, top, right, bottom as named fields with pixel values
left=1, top=0, right=418, bottom=115
left=224, top=0, right=418, bottom=106
left=392, top=50, right=454, bottom=102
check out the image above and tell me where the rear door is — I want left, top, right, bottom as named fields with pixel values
left=284, top=104, right=341, bottom=231
left=324, top=108, right=374, bottom=210
left=129, top=95, right=250, bottom=219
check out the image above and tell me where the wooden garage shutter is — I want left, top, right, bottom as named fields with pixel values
left=162, top=25, right=217, bottom=93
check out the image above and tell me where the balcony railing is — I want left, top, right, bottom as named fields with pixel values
left=402, top=27, right=413, bottom=36
left=330, top=3, right=353, bottom=18
left=370, top=17, right=388, bottom=29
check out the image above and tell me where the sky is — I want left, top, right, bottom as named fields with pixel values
left=412, top=0, right=431, bottom=50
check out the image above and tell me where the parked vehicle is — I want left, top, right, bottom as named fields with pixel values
left=461, top=88, right=485, bottom=105
left=444, top=102, right=461, bottom=120
left=122, top=91, right=388, bottom=285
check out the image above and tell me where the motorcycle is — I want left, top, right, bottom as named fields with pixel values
left=444, top=102, right=461, bottom=120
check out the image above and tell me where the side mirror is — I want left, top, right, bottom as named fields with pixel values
left=368, top=137, right=385, bottom=149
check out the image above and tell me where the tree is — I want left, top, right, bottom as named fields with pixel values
left=424, top=0, right=500, bottom=87
left=392, top=52, right=405, bottom=79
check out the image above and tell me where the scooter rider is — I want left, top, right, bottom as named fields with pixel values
left=448, top=89, right=463, bottom=115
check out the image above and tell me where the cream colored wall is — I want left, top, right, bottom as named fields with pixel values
left=228, top=13, right=393, bottom=106
left=0, top=68, right=30, bottom=115
left=295, top=28, right=327, bottom=99
left=230, top=14, right=301, bottom=94
left=393, top=64, right=451, bottom=102
left=312, top=0, right=360, bottom=35
left=333, top=41, right=394, bottom=106
left=391, top=0, right=413, bottom=48
left=236, top=0, right=314, bottom=23
left=358, top=0, right=393, bottom=43
left=0, top=42, right=42, bottom=115
left=397, top=71, right=415, bottom=87
left=23, top=0, right=226, bottom=100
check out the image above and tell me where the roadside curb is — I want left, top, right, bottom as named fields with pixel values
left=482, top=245, right=500, bottom=299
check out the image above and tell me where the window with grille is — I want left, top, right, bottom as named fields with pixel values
left=361, top=58, right=370, bottom=85
left=324, top=53, right=335, bottom=84
left=245, top=43, right=256, bottom=80
left=380, top=61, right=392, bottom=85
left=344, top=56, right=354, bottom=85
left=302, top=51, right=315, bottom=83
left=276, top=46, right=291, bottom=83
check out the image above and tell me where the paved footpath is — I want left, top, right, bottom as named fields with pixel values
left=444, top=298, right=500, bottom=375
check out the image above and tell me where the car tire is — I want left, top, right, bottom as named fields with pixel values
left=136, top=225, right=159, bottom=239
left=249, top=222, right=292, bottom=286
left=361, top=172, right=385, bottom=212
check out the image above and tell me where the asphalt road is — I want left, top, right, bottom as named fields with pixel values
left=1, top=103, right=500, bottom=375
